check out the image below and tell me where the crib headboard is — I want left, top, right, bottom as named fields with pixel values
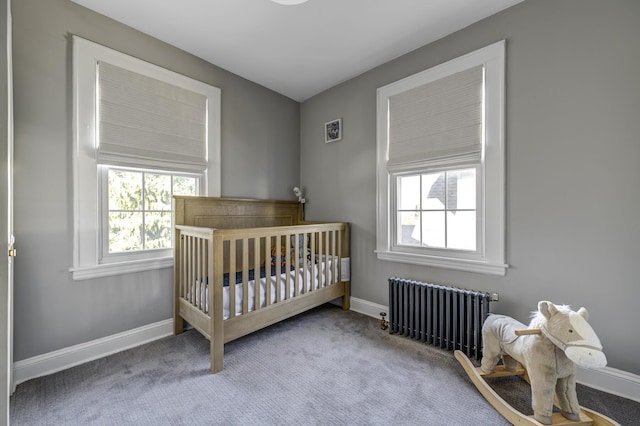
left=173, top=196, right=303, bottom=229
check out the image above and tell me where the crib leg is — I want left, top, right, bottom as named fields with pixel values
left=173, top=297, right=184, bottom=335
left=341, top=282, right=350, bottom=310
left=211, top=335, right=223, bottom=373
left=174, top=315, right=184, bottom=335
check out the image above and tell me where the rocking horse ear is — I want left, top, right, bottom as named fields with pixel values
left=538, top=301, right=554, bottom=319
left=577, top=307, right=589, bottom=321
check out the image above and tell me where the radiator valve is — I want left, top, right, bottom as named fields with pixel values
left=380, top=312, right=389, bottom=330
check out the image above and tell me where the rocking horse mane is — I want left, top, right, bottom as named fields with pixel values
left=528, top=303, right=572, bottom=329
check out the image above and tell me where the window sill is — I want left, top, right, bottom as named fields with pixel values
left=70, top=256, right=173, bottom=280
left=376, top=250, right=507, bottom=276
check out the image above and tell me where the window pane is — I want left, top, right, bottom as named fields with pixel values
left=109, top=212, right=143, bottom=253
left=144, top=212, right=171, bottom=249
left=421, top=211, right=445, bottom=248
left=108, top=169, right=142, bottom=210
left=398, top=211, right=421, bottom=246
left=447, top=169, right=476, bottom=210
left=144, top=173, right=172, bottom=211
left=447, top=211, right=476, bottom=250
left=422, top=172, right=445, bottom=209
left=398, top=175, right=420, bottom=210
left=173, top=175, right=197, bottom=196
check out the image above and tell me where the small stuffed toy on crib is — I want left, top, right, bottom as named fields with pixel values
left=271, top=234, right=309, bottom=268
left=480, top=301, right=607, bottom=425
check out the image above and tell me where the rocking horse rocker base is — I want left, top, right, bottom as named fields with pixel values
left=454, top=350, right=620, bottom=426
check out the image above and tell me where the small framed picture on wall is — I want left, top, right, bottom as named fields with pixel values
left=324, top=118, right=342, bottom=143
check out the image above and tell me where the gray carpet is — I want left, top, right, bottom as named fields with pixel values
left=10, top=305, right=640, bottom=425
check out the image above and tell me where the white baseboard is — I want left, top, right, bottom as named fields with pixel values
left=349, top=296, right=640, bottom=403
left=577, top=365, right=640, bottom=403
left=349, top=296, right=388, bottom=319
left=12, top=318, right=173, bottom=391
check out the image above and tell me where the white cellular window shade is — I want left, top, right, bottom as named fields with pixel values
left=97, top=61, right=207, bottom=170
left=387, top=65, right=483, bottom=167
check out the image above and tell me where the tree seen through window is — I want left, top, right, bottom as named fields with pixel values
left=107, top=168, right=197, bottom=253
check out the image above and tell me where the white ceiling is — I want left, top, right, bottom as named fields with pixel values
left=70, top=0, right=524, bottom=102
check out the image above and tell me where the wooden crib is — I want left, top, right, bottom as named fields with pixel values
left=173, top=196, right=350, bottom=373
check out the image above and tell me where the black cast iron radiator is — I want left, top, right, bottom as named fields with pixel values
left=388, top=277, right=493, bottom=360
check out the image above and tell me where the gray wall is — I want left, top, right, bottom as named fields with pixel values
left=12, top=0, right=300, bottom=361
left=300, top=0, right=640, bottom=375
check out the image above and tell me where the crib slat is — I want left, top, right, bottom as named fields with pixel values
left=293, top=233, right=300, bottom=297
left=265, top=236, right=271, bottom=306
left=318, top=231, right=324, bottom=288
left=194, top=238, right=204, bottom=310
left=242, top=238, right=249, bottom=315
left=254, top=236, right=260, bottom=312
left=310, top=232, right=316, bottom=292
left=325, top=231, right=336, bottom=285
left=195, top=237, right=201, bottom=310
left=326, top=231, right=331, bottom=285
left=274, top=238, right=281, bottom=303
left=187, top=235, right=193, bottom=306
left=198, top=237, right=203, bottom=306
left=202, top=237, right=208, bottom=312
left=325, top=231, right=330, bottom=285
left=192, top=237, right=197, bottom=309
left=192, top=236, right=196, bottom=308
left=185, top=235, right=190, bottom=304
left=199, top=237, right=204, bottom=304
left=229, top=239, right=236, bottom=318
left=285, top=233, right=291, bottom=301
left=193, top=236, right=198, bottom=306
left=302, top=232, right=308, bottom=295
left=331, top=230, right=335, bottom=284
left=327, top=231, right=336, bottom=285
left=333, top=229, right=342, bottom=283
left=181, top=235, right=187, bottom=300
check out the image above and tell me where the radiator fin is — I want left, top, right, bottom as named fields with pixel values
left=388, top=277, right=491, bottom=360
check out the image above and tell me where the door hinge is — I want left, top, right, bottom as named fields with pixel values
left=8, top=249, right=16, bottom=257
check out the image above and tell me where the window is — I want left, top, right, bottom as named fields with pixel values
left=100, top=167, right=200, bottom=262
left=376, top=41, right=507, bottom=275
left=72, top=36, right=221, bottom=280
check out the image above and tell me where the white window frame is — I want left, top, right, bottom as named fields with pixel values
left=71, top=36, right=221, bottom=280
left=376, top=40, right=507, bottom=276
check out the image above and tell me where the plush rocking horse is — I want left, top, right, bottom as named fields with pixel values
left=455, top=301, right=616, bottom=426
